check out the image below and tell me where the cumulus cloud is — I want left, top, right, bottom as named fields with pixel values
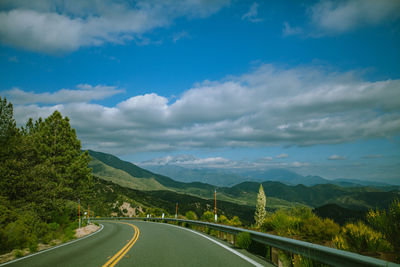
left=140, top=154, right=312, bottom=171
left=0, top=0, right=229, bottom=53
left=1, top=84, right=124, bottom=104
left=140, top=154, right=232, bottom=168
left=328, top=155, right=347, bottom=160
left=241, top=2, right=263, bottom=23
left=308, top=0, right=400, bottom=35
left=6, top=64, right=400, bottom=154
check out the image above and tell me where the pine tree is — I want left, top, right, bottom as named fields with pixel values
left=254, top=184, right=267, bottom=227
left=26, top=111, right=93, bottom=218
left=0, top=97, right=22, bottom=201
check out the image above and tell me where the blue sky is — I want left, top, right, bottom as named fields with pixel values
left=1, top=0, right=400, bottom=183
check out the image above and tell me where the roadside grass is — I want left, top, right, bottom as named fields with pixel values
left=0, top=220, right=95, bottom=264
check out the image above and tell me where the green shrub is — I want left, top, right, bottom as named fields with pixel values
left=261, top=207, right=340, bottom=244
left=185, top=211, right=198, bottom=220
left=236, top=232, right=252, bottom=249
left=48, top=222, right=60, bottom=231
left=201, top=211, right=214, bottom=222
left=42, top=232, right=56, bottom=244
left=217, top=215, right=229, bottom=224
left=367, top=198, right=400, bottom=251
left=229, top=216, right=242, bottom=227
left=333, top=221, right=392, bottom=253
left=62, top=222, right=78, bottom=242
left=28, top=236, right=38, bottom=253
left=94, top=222, right=99, bottom=226
left=301, top=217, right=340, bottom=243
left=261, top=210, right=301, bottom=235
left=5, top=220, right=30, bottom=249
left=14, top=250, right=23, bottom=258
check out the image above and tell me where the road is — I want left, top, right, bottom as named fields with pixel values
left=2, top=220, right=268, bottom=267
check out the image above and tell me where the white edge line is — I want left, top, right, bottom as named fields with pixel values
left=139, top=221, right=264, bottom=267
left=0, top=224, right=104, bottom=266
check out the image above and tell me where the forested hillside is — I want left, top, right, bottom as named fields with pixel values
left=0, top=97, right=92, bottom=253
left=91, top=177, right=255, bottom=225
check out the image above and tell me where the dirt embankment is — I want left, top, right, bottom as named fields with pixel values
left=75, top=223, right=100, bottom=238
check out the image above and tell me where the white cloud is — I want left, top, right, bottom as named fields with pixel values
left=276, top=153, right=289, bottom=159
left=140, top=154, right=313, bottom=172
left=328, top=155, right=347, bottom=160
left=7, top=64, right=400, bottom=154
left=241, top=2, right=263, bottom=23
left=140, top=154, right=232, bottom=168
left=308, top=0, right=400, bottom=35
left=291, top=161, right=309, bottom=167
left=1, top=84, right=124, bottom=104
left=0, top=0, right=229, bottom=53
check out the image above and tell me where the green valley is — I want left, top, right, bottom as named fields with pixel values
left=88, top=150, right=400, bottom=211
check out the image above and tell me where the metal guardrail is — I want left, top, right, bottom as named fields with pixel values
left=94, top=217, right=399, bottom=267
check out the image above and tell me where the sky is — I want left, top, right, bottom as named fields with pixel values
left=1, top=0, right=400, bottom=184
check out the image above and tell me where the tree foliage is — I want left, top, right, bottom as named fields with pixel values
left=0, top=97, right=93, bottom=253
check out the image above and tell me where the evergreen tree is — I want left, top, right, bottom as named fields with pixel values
left=25, top=111, right=93, bottom=220
left=0, top=97, right=21, bottom=201
left=0, top=100, right=95, bottom=252
left=254, top=184, right=267, bottom=227
left=0, top=97, right=17, bottom=145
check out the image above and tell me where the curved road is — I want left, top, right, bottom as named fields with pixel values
left=2, top=220, right=267, bottom=267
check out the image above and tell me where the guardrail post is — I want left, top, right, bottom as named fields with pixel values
left=271, top=247, right=278, bottom=266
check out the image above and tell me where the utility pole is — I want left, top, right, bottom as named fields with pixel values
left=214, top=189, right=217, bottom=222
left=175, top=202, right=178, bottom=219
left=78, top=199, right=81, bottom=228
left=88, top=204, right=90, bottom=224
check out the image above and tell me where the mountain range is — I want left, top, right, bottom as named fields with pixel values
left=141, top=163, right=394, bottom=188
left=88, top=150, right=399, bottom=212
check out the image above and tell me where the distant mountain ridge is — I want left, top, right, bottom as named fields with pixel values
left=141, top=163, right=393, bottom=188
left=88, top=150, right=399, bottom=211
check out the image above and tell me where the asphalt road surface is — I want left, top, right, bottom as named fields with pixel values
left=2, top=220, right=268, bottom=267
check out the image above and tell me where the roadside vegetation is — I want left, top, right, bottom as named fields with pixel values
left=0, top=97, right=93, bottom=255
left=251, top=185, right=399, bottom=264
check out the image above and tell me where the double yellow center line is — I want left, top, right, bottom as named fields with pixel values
left=103, top=222, right=140, bottom=267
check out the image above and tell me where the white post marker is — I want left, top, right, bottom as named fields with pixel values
left=147, top=214, right=149, bottom=218
left=162, top=213, right=165, bottom=219
left=215, top=214, right=218, bottom=222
